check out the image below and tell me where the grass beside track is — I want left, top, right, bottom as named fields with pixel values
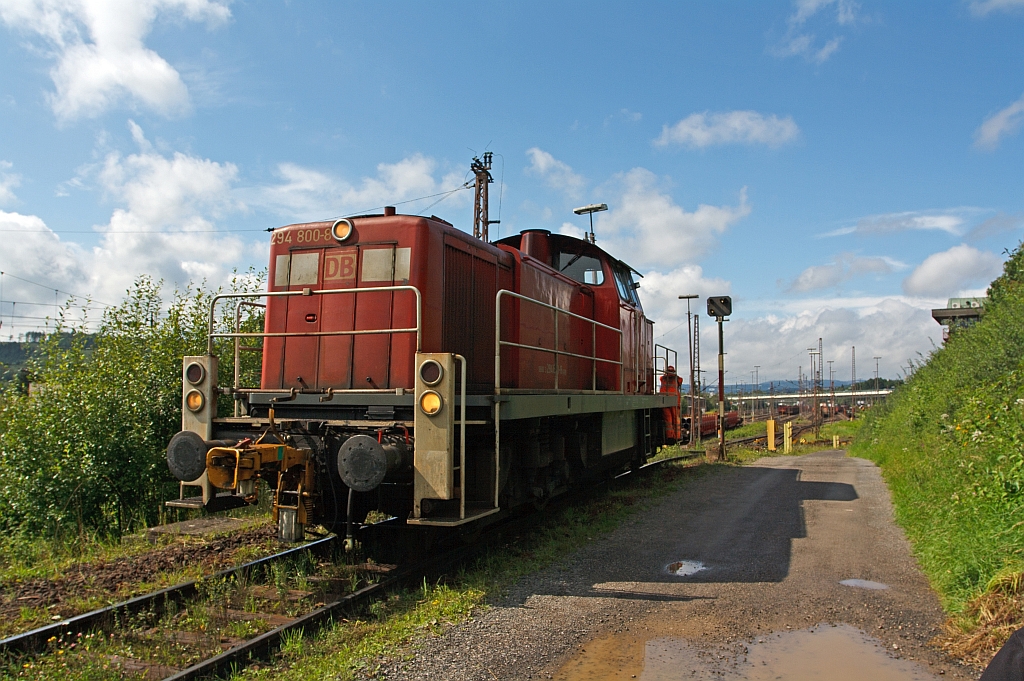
left=2, top=436, right=856, bottom=680
left=848, top=241, right=1024, bottom=665
left=220, top=458, right=715, bottom=681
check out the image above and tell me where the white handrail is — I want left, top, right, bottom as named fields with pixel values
left=207, top=285, right=422, bottom=355
left=454, top=354, right=468, bottom=518
left=206, top=285, right=422, bottom=394
left=494, top=289, right=623, bottom=395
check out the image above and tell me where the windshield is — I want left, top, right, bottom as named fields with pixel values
left=557, top=251, right=605, bottom=285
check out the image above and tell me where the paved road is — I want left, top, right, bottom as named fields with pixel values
left=379, top=451, right=977, bottom=680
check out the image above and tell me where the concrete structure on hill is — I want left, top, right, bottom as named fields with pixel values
left=932, top=297, right=986, bottom=342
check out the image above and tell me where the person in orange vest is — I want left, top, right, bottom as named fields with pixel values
left=659, top=366, right=683, bottom=443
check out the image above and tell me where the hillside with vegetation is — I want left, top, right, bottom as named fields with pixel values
left=852, top=240, right=1024, bottom=662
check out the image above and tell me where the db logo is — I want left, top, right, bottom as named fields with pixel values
left=324, top=251, right=356, bottom=284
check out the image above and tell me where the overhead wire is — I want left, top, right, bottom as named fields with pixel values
left=0, top=271, right=115, bottom=307
left=415, top=183, right=473, bottom=216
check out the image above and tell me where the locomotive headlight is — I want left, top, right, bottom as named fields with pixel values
left=419, top=390, right=443, bottom=416
left=185, top=361, right=205, bottom=385
left=185, top=389, right=205, bottom=412
left=331, top=218, right=354, bottom=242
left=419, top=359, right=443, bottom=386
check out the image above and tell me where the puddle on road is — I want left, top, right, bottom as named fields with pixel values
left=840, top=578, right=889, bottom=590
left=558, top=624, right=939, bottom=681
left=666, top=560, right=706, bottom=576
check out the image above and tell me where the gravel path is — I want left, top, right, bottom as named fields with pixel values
left=376, top=451, right=979, bottom=680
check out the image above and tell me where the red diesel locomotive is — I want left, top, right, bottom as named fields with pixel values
left=165, top=168, right=684, bottom=542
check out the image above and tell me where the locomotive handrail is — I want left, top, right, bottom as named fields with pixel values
left=493, top=289, right=623, bottom=396
left=234, top=300, right=267, bottom=416
left=206, top=286, right=422, bottom=355
left=653, top=344, right=678, bottom=380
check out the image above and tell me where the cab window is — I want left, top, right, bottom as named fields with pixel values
left=613, top=264, right=642, bottom=309
left=556, top=251, right=605, bottom=286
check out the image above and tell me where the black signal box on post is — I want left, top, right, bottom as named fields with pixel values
left=707, top=296, right=732, bottom=319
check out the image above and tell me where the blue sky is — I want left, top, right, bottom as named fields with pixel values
left=0, top=0, right=1022, bottom=382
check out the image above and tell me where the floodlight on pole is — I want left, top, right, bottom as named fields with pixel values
left=573, top=203, right=608, bottom=244
left=679, top=294, right=699, bottom=447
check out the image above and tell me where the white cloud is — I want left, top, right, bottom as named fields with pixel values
left=0, top=135, right=481, bottom=330
left=974, top=93, right=1024, bottom=150
left=822, top=209, right=972, bottom=237
left=970, top=0, right=1024, bottom=15
left=524, top=148, right=586, bottom=200
left=639, top=265, right=731, bottom=319
left=902, top=244, right=1004, bottom=297
left=655, top=111, right=799, bottom=149
left=0, top=0, right=231, bottom=121
left=788, top=254, right=906, bottom=292
left=79, top=122, right=244, bottom=301
left=253, top=154, right=467, bottom=220
left=965, top=213, right=1024, bottom=241
left=557, top=221, right=585, bottom=239
left=0, top=209, right=96, bottom=335
left=772, top=0, right=858, bottom=63
left=596, top=169, right=750, bottom=269
left=0, top=161, right=21, bottom=205
left=647, top=289, right=940, bottom=382
left=719, top=299, right=936, bottom=382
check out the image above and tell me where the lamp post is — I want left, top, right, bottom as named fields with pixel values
left=754, top=365, right=760, bottom=419
left=572, top=203, right=608, bottom=244
left=808, top=348, right=821, bottom=433
left=678, top=294, right=699, bottom=447
left=873, top=356, right=881, bottom=408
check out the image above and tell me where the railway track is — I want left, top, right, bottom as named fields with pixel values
left=724, top=417, right=845, bottom=449
left=2, top=455, right=691, bottom=680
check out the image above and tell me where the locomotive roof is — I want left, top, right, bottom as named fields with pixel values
left=494, top=229, right=643, bottom=279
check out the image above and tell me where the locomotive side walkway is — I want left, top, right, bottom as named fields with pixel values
left=378, top=451, right=977, bottom=680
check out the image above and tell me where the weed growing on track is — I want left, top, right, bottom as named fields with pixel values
left=850, top=241, right=1024, bottom=662
left=222, top=460, right=706, bottom=681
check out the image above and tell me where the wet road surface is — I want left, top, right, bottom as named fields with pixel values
left=380, top=451, right=977, bottom=680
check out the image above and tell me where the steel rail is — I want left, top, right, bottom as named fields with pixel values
left=165, top=452, right=690, bottom=681
left=0, top=536, right=337, bottom=657
left=162, top=563, right=409, bottom=681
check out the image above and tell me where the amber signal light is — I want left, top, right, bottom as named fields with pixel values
left=331, top=218, right=354, bottom=242
left=185, top=389, right=205, bottom=412
left=419, top=390, right=442, bottom=416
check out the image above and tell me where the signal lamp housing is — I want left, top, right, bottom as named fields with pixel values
left=331, top=218, right=354, bottom=243
left=185, top=361, right=206, bottom=385
left=418, top=359, right=443, bottom=386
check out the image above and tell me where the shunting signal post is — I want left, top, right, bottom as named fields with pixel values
left=707, top=295, right=732, bottom=462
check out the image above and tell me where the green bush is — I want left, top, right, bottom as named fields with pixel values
left=852, top=241, right=1024, bottom=609
left=0, top=274, right=264, bottom=539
